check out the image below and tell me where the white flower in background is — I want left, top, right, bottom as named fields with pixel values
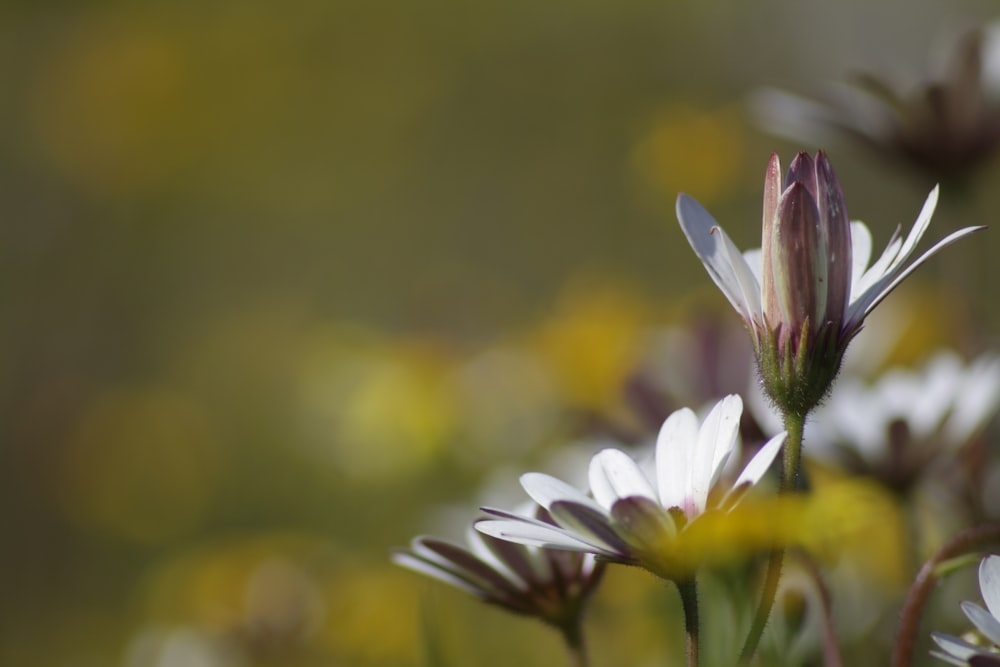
left=932, top=555, right=1000, bottom=666
left=392, top=505, right=604, bottom=633
left=476, top=395, right=785, bottom=581
left=752, top=351, right=1000, bottom=492
left=677, top=151, right=983, bottom=417
left=750, top=21, right=1000, bottom=184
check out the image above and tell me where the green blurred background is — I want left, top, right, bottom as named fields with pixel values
left=3, top=1, right=1000, bottom=665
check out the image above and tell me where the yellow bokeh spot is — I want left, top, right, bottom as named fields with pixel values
left=632, top=103, right=748, bottom=204
left=140, top=534, right=335, bottom=656
left=319, top=562, right=421, bottom=662
left=294, top=326, right=457, bottom=479
left=30, top=17, right=190, bottom=197
left=635, top=476, right=901, bottom=584
left=531, top=281, right=651, bottom=410
left=801, top=466, right=909, bottom=590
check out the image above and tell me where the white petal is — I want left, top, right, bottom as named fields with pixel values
left=676, top=194, right=762, bottom=323
left=848, top=221, right=873, bottom=301
left=589, top=449, right=657, bottom=509
left=963, top=600, right=1000, bottom=646
left=891, top=186, right=939, bottom=272
left=733, top=431, right=785, bottom=490
left=948, top=356, right=1000, bottom=443
left=466, top=527, right=533, bottom=588
left=392, top=552, right=486, bottom=596
left=475, top=519, right=615, bottom=555
left=690, top=395, right=743, bottom=514
left=656, top=407, right=700, bottom=510
left=743, top=248, right=763, bottom=284
left=520, top=472, right=604, bottom=515
left=851, top=224, right=985, bottom=322
left=981, top=555, right=1000, bottom=622
left=930, top=632, right=983, bottom=663
left=709, top=395, right=744, bottom=474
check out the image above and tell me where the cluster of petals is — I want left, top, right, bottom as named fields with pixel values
left=932, top=555, right=1000, bottom=666
left=392, top=506, right=603, bottom=626
left=677, top=162, right=982, bottom=353
left=476, top=395, right=785, bottom=580
left=751, top=21, right=1000, bottom=183
left=804, top=352, right=999, bottom=472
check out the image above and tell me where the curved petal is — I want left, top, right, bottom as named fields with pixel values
left=467, top=527, right=540, bottom=589
left=963, top=600, right=1000, bottom=646
left=392, top=551, right=488, bottom=597
left=853, top=231, right=902, bottom=300
left=676, top=194, right=762, bottom=323
left=743, top=248, right=763, bottom=284
left=981, top=555, right=1000, bottom=622
left=722, top=432, right=786, bottom=507
left=849, top=224, right=985, bottom=322
left=476, top=519, right=618, bottom=556
left=930, top=632, right=984, bottom=664
left=848, top=221, right=872, bottom=301
left=708, top=395, right=745, bottom=479
left=589, top=449, right=657, bottom=510
left=520, top=472, right=604, bottom=515
left=656, top=407, right=700, bottom=511
left=549, top=500, right=633, bottom=555
left=690, top=395, right=743, bottom=514
left=890, top=185, right=939, bottom=272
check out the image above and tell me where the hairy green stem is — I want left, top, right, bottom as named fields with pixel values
left=892, top=523, right=1000, bottom=667
left=677, top=578, right=700, bottom=667
left=738, top=410, right=806, bottom=664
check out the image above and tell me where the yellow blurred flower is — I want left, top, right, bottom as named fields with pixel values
left=294, top=325, right=458, bottom=479
left=30, top=17, right=191, bottom=196
left=319, top=561, right=422, bottom=662
left=530, top=281, right=651, bottom=411
left=138, top=534, right=337, bottom=660
left=632, top=103, right=748, bottom=204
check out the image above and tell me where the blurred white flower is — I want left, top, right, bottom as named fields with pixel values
left=751, top=21, right=1000, bottom=183
left=753, top=351, right=1000, bottom=491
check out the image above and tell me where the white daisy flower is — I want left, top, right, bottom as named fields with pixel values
left=932, top=555, right=1000, bottom=666
left=476, top=395, right=785, bottom=581
left=677, top=151, right=983, bottom=416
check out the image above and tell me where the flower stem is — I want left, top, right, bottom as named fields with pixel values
left=677, top=578, right=700, bottom=667
left=892, top=523, right=1000, bottom=667
left=561, top=617, right=589, bottom=667
left=799, top=552, right=842, bottom=667
left=738, top=409, right=807, bottom=664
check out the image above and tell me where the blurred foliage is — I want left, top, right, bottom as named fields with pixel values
left=2, top=1, right=1000, bottom=666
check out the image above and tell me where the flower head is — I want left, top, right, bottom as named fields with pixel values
left=751, top=22, right=1000, bottom=185
left=932, top=555, right=1000, bottom=666
left=476, top=395, right=786, bottom=581
left=392, top=505, right=604, bottom=635
left=677, top=151, right=984, bottom=416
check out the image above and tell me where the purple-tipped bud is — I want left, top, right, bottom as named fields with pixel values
left=767, top=181, right=826, bottom=339
left=760, top=151, right=852, bottom=356
left=757, top=151, right=855, bottom=417
left=814, top=152, right=852, bottom=328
